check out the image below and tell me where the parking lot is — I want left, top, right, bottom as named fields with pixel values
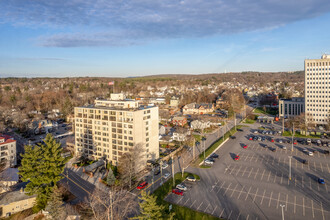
left=165, top=122, right=330, bottom=219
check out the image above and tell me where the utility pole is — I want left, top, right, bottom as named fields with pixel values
left=280, top=204, right=285, bottom=220
left=160, top=160, right=163, bottom=182
left=288, top=156, right=292, bottom=180
left=291, top=123, right=294, bottom=152
left=171, top=155, right=175, bottom=187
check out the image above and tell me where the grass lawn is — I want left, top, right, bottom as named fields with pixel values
left=152, top=172, right=220, bottom=220
left=253, top=107, right=278, bottom=116
left=196, top=125, right=242, bottom=165
left=282, top=131, right=321, bottom=139
left=243, top=118, right=256, bottom=124
left=199, top=164, right=212, bottom=168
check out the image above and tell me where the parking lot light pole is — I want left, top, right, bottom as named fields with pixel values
left=291, top=123, right=294, bottom=152
left=171, top=155, right=175, bottom=187
left=288, top=156, right=292, bottom=180
left=280, top=204, right=285, bottom=220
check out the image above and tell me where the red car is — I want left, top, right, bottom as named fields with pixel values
left=271, top=139, right=275, bottom=143
left=293, top=141, right=297, bottom=145
left=249, top=137, right=253, bottom=141
left=243, top=145, right=248, bottom=149
left=234, top=155, right=240, bottom=161
left=137, top=181, right=148, bottom=190
left=172, top=189, right=183, bottom=196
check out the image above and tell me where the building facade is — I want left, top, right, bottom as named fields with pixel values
left=182, top=103, right=214, bottom=115
left=0, top=134, right=16, bottom=167
left=74, top=94, right=159, bottom=168
left=304, top=54, right=330, bottom=125
left=279, top=97, right=305, bottom=118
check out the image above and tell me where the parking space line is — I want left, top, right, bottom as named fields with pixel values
left=268, top=191, right=273, bottom=207
left=230, top=184, right=239, bottom=197
left=285, top=194, right=288, bottom=211
left=245, top=186, right=252, bottom=201
left=253, top=188, right=259, bottom=203
left=317, top=181, right=320, bottom=191
left=183, top=198, right=190, bottom=206
left=190, top=200, right=196, bottom=208
left=308, top=162, right=310, bottom=171
left=236, top=212, right=241, bottom=220
left=314, top=161, right=317, bottom=171
left=311, top=199, right=314, bottom=218
left=273, top=171, right=277, bottom=183
left=276, top=192, right=280, bottom=209
left=229, top=166, right=236, bottom=175
left=281, top=173, right=283, bottom=184
left=248, top=168, right=254, bottom=178
left=228, top=210, right=233, bottom=219
left=197, top=201, right=204, bottom=211
left=321, top=202, right=325, bottom=220
left=244, top=155, right=248, bottom=161
left=320, top=163, right=323, bottom=172
left=260, top=189, right=266, bottom=205
left=224, top=164, right=231, bottom=174
left=295, top=159, right=297, bottom=168
left=303, top=197, right=305, bottom=216
left=254, top=168, right=259, bottom=180
left=310, top=178, right=312, bottom=189
left=219, top=208, right=225, bottom=218
left=294, top=196, right=296, bottom=214
left=236, top=165, right=242, bottom=176
left=177, top=196, right=184, bottom=204
left=241, top=167, right=248, bottom=177
left=246, top=214, right=249, bottom=220
left=255, top=156, right=258, bottom=162
left=267, top=171, right=271, bottom=182
left=325, top=184, right=328, bottom=193
left=261, top=170, right=265, bottom=181
left=272, top=157, right=275, bottom=165
left=295, top=174, right=297, bottom=187
left=211, top=205, right=217, bottom=215
left=223, top=183, right=232, bottom=195
left=249, top=155, right=254, bottom=162
left=217, top=181, right=226, bottom=193
left=205, top=203, right=210, bottom=212
left=327, top=164, right=330, bottom=173
left=237, top=186, right=245, bottom=199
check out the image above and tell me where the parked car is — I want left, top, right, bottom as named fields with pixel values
left=318, top=178, right=325, bottom=184
left=230, top=136, right=236, bottom=139
left=271, top=138, right=275, bottom=143
left=308, top=151, right=314, bottom=156
left=237, top=129, right=243, bottom=132
left=234, top=155, right=240, bottom=161
left=303, top=148, right=308, bottom=152
left=249, top=136, right=253, bottom=141
left=258, top=137, right=262, bottom=141
left=307, top=138, right=311, bottom=144
left=278, top=139, right=283, bottom=143
left=163, top=173, right=170, bottom=179
left=186, top=175, right=196, bottom=182
left=243, top=145, right=248, bottom=149
left=324, top=150, right=329, bottom=155
left=254, top=130, right=258, bottom=134
left=302, top=159, right=308, bottom=164
left=137, top=181, right=148, bottom=190
left=176, top=183, right=187, bottom=191
left=271, top=148, right=276, bottom=152
left=210, top=153, right=219, bottom=159
left=172, top=189, right=183, bottom=196
left=282, top=146, right=287, bottom=150
left=204, top=159, right=214, bottom=165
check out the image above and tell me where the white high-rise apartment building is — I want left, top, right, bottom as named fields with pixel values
left=74, top=94, right=159, bottom=168
left=304, top=54, right=330, bottom=126
left=0, top=134, right=17, bottom=167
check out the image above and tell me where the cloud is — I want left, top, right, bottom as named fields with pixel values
left=1, top=0, right=330, bottom=47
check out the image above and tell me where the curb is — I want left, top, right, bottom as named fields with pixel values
left=198, top=138, right=230, bottom=166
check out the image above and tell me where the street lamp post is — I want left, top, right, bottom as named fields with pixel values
left=280, top=204, right=285, bottom=220
left=288, top=156, right=292, bottom=180
left=171, top=155, right=175, bottom=187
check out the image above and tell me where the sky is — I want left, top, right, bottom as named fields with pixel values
left=1, top=0, right=330, bottom=77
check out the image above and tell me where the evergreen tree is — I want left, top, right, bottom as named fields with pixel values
left=133, top=191, right=165, bottom=220
left=45, top=187, right=65, bottom=220
left=106, top=168, right=116, bottom=186
left=19, top=134, right=66, bottom=211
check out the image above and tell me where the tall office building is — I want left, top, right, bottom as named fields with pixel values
left=74, top=94, right=159, bottom=169
left=304, top=54, right=330, bottom=126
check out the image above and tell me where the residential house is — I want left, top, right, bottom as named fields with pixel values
left=182, top=103, right=214, bottom=115
left=171, top=116, right=187, bottom=127
left=172, top=128, right=191, bottom=142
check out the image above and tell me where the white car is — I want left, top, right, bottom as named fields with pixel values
left=163, top=173, right=170, bottom=179
left=308, top=151, right=314, bottom=156
left=204, top=159, right=214, bottom=165
left=176, top=184, right=187, bottom=191
left=162, top=163, right=168, bottom=169
left=282, top=146, right=287, bottom=150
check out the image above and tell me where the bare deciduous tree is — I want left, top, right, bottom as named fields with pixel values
left=87, top=189, right=138, bottom=220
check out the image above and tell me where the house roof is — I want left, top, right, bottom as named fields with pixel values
left=0, top=182, right=36, bottom=206
left=0, top=134, right=16, bottom=146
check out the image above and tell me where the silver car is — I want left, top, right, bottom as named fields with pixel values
left=176, top=184, right=187, bottom=191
